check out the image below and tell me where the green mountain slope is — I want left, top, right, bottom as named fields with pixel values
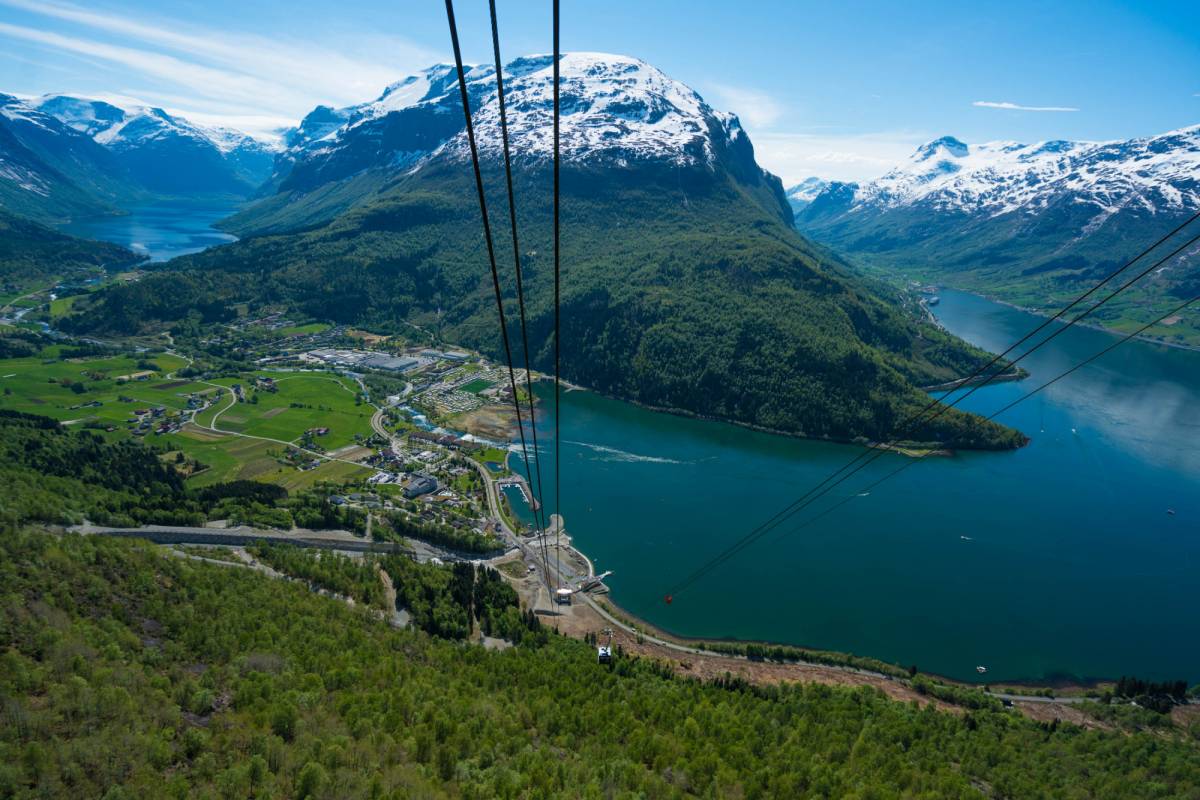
left=0, top=208, right=143, bottom=281
left=67, top=163, right=1024, bottom=449
left=2, top=526, right=1199, bottom=797
left=795, top=129, right=1200, bottom=346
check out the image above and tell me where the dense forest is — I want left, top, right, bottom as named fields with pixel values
left=0, top=411, right=357, bottom=533
left=0, top=209, right=143, bottom=281
left=2, top=528, right=1199, bottom=798
left=61, top=165, right=1025, bottom=450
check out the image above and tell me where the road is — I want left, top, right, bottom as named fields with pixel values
left=73, top=523, right=407, bottom=553
left=370, top=403, right=521, bottom=544
left=160, top=356, right=1103, bottom=709
left=190, top=378, right=369, bottom=469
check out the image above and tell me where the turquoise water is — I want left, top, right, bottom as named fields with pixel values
left=59, top=198, right=242, bottom=262
left=508, top=289, right=1200, bottom=683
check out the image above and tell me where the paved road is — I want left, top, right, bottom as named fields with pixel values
left=74, top=523, right=407, bottom=553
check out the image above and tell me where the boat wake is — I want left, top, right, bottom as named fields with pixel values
left=564, top=440, right=688, bottom=465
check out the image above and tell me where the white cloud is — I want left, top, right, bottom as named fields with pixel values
left=972, top=100, right=1079, bottom=112
left=0, top=0, right=441, bottom=132
left=705, top=83, right=784, bottom=129
left=752, top=130, right=929, bottom=185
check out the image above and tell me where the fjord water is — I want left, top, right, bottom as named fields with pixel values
left=59, top=198, right=241, bottom=261
left=513, top=289, right=1200, bottom=683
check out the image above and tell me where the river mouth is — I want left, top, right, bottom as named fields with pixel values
left=504, top=288, right=1200, bottom=684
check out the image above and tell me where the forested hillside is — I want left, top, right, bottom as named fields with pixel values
left=64, top=165, right=1025, bottom=450
left=0, top=209, right=143, bottom=280
left=2, top=528, right=1199, bottom=798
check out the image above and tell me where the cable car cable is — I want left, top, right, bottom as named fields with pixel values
left=444, top=0, right=553, bottom=592
left=487, top=0, right=550, bottom=537
left=664, top=211, right=1200, bottom=599
left=552, top=0, right=563, bottom=592
left=762, top=288, right=1200, bottom=549
left=666, top=224, right=1200, bottom=598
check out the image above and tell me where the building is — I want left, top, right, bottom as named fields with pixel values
left=304, top=348, right=422, bottom=373
left=404, top=474, right=438, bottom=498
left=407, top=430, right=481, bottom=452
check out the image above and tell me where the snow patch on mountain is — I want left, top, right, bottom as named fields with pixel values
left=283, top=53, right=760, bottom=177
left=786, top=177, right=829, bottom=211
left=443, top=53, right=724, bottom=167
left=841, top=127, right=1200, bottom=218
left=31, top=95, right=282, bottom=157
left=0, top=95, right=60, bottom=134
left=362, top=65, right=458, bottom=124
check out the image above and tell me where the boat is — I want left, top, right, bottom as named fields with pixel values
left=976, top=665, right=988, bottom=674
left=927, top=296, right=940, bottom=306
left=1167, top=508, right=1176, bottom=516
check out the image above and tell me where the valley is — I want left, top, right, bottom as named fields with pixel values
left=2, top=29, right=1199, bottom=796
left=6, top=189, right=1196, bottom=685
left=794, top=129, right=1200, bottom=347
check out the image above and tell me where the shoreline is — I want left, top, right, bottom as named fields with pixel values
left=588, top=580, right=1115, bottom=693
left=530, top=376, right=1020, bottom=456
left=944, top=286, right=1200, bottom=354
left=470, top=338, right=1166, bottom=692
left=489, top=390, right=1047, bottom=687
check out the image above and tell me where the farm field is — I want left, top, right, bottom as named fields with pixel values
left=0, top=350, right=376, bottom=492
left=0, top=348, right=205, bottom=431
left=198, top=373, right=373, bottom=449
left=275, top=322, right=330, bottom=336
left=158, top=426, right=371, bottom=489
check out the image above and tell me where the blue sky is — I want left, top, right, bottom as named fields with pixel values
left=1, top=0, right=1197, bottom=183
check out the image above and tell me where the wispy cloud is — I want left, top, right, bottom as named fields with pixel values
left=0, top=0, right=441, bottom=135
left=752, top=130, right=930, bottom=185
left=973, top=100, right=1079, bottom=112
left=705, top=83, right=784, bottom=129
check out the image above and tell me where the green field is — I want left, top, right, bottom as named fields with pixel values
left=159, top=426, right=371, bottom=489
left=276, top=321, right=331, bottom=336
left=461, top=377, right=494, bottom=394
left=0, top=349, right=201, bottom=431
left=0, top=351, right=376, bottom=491
left=201, top=373, right=372, bottom=450
left=471, top=446, right=511, bottom=473
left=48, top=293, right=86, bottom=318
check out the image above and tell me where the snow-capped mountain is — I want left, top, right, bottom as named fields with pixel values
left=31, top=95, right=280, bottom=196
left=268, top=53, right=782, bottom=213
left=785, top=177, right=828, bottom=213
left=796, top=127, right=1200, bottom=344
left=0, top=93, right=139, bottom=221
left=809, top=129, right=1200, bottom=219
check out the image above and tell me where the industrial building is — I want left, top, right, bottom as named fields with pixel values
left=404, top=474, right=439, bottom=498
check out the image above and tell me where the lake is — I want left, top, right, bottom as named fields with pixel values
left=59, top=198, right=243, bottom=262
left=508, top=289, right=1200, bottom=683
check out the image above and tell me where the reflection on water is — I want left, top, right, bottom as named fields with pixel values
left=58, top=198, right=243, bottom=262
left=935, top=292, right=1200, bottom=476
left=507, top=289, right=1200, bottom=683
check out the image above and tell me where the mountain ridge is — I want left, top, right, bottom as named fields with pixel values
left=0, top=93, right=280, bottom=222
left=65, top=53, right=1022, bottom=449
left=244, top=52, right=790, bottom=232
left=796, top=126, right=1200, bottom=345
